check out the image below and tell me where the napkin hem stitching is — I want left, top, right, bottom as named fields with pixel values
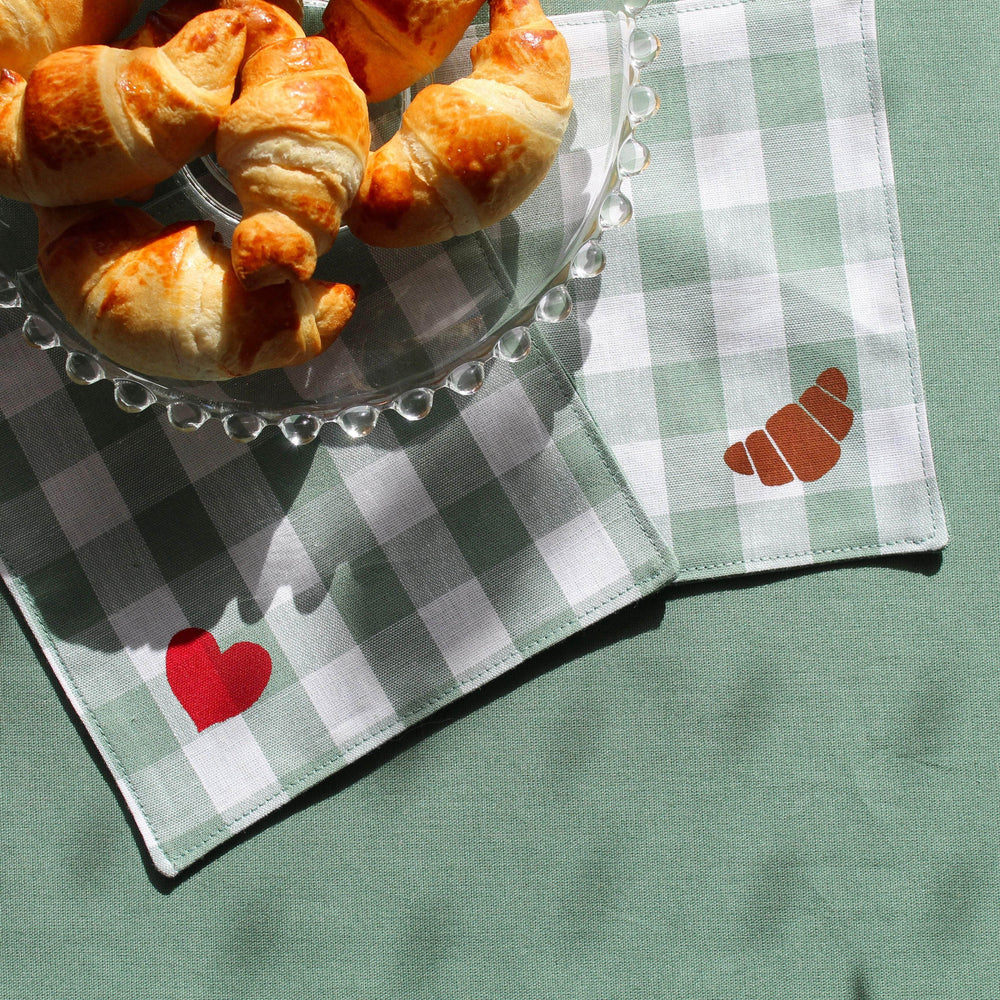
left=856, top=0, right=943, bottom=551
left=677, top=535, right=946, bottom=576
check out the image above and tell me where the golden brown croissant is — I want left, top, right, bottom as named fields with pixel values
left=0, top=10, right=246, bottom=207
left=35, top=203, right=357, bottom=382
left=216, top=35, right=370, bottom=289
left=321, top=0, right=485, bottom=104
left=343, top=0, right=572, bottom=248
left=0, top=0, right=141, bottom=77
left=124, top=0, right=303, bottom=60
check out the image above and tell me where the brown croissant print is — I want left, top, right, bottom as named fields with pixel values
left=724, top=368, right=854, bottom=486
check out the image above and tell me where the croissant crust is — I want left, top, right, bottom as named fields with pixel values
left=0, top=0, right=141, bottom=77
left=344, top=0, right=573, bottom=248
left=0, top=10, right=246, bottom=207
left=35, top=203, right=356, bottom=382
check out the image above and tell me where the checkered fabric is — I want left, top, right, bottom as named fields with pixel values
left=0, top=332, right=674, bottom=875
left=545, top=0, right=947, bottom=579
left=0, top=0, right=945, bottom=876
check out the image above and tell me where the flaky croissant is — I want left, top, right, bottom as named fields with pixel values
left=216, top=35, right=370, bottom=289
left=321, top=0, right=485, bottom=104
left=125, top=0, right=303, bottom=61
left=0, top=10, right=245, bottom=207
left=344, top=0, right=573, bottom=248
left=35, top=203, right=357, bottom=382
left=0, top=0, right=141, bottom=77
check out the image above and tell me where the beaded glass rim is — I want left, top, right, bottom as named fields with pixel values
left=0, top=0, right=661, bottom=446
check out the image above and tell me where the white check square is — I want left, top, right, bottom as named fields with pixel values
left=536, top=509, right=630, bottom=607
left=183, top=716, right=283, bottom=816
left=694, top=131, right=771, bottom=209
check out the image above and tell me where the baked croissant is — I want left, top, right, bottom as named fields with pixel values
left=0, top=0, right=141, bottom=77
left=321, top=0, right=485, bottom=104
left=125, top=0, right=303, bottom=60
left=35, top=203, right=357, bottom=382
left=216, top=35, right=370, bottom=289
left=0, top=10, right=246, bottom=207
left=344, top=0, right=572, bottom=248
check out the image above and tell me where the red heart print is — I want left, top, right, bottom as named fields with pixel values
left=166, top=628, right=272, bottom=732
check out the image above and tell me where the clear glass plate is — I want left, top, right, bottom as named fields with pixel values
left=0, top=0, right=661, bottom=443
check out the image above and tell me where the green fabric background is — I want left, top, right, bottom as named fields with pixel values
left=0, top=1, right=996, bottom=996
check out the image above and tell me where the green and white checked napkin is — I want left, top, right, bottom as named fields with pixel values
left=0, top=0, right=945, bottom=876
left=547, top=0, right=947, bottom=578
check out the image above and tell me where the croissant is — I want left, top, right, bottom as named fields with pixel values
left=0, top=0, right=141, bottom=77
left=344, top=0, right=572, bottom=249
left=724, top=368, right=855, bottom=486
left=216, top=35, right=370, bottom=289
left=124, top=0, right=303, bottom=60
left=0, top=10, right=246, bottom=207
left=35, top=203, right=357, bottom=382
left=321, top=0, right=485, bottom=104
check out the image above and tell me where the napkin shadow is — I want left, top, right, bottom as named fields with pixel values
left=668, top=550, right=944, bottom=601
left=9, top=569, right=663, bottom=891
left=8, top=392, right=324, bottom=655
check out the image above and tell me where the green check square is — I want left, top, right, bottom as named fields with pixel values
left=133, top=484, right=228, bottom=583
left=644, top=65, right=693, bottom=144
left=753, top=48, right=827, bottom=128
left=636, top=138, right=701, bottom=216
left=23, top=551, right=106, bottom=638
left=669, top=505, right=745, bottom=576
left=653, top=359, right=730, bottom=438
left=332, top=548, right=417, bottom=644
left=804, top=487, right=880, bottom=554
left=250, top=433, right=330, bottom=515
left=0, top=420, right=36, bottom=504
left=637, top=209, right=711, bottom=290
left=102, top=421, right=190, bottom=515
left=761, top=121, right=836, bottom=201
left=770, top=194, right=844, bottom=273
left=66, top=379, right=159, bottom=452
left=439, top=479, right=533, bottom=577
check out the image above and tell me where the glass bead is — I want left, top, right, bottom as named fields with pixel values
left=395, top=388, right=434, bottom=421
left=534, top=285, right=573, bottom=323
left=494, top=326, right=532, bottom=363
left=337, top=405, right=379, bottom=438
left=114, top=379, right=155, bottom=414
left=65, top=352, right=104, bottom=385
left=280, top=413, right=323, bottom=445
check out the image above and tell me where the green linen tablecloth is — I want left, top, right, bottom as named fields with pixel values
left=0, top=0, right=992, bottom=996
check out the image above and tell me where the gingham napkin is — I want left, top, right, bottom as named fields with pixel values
left=546, top=0, right=947, bottom=578
left=0, top=0, right=944, bottom=876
